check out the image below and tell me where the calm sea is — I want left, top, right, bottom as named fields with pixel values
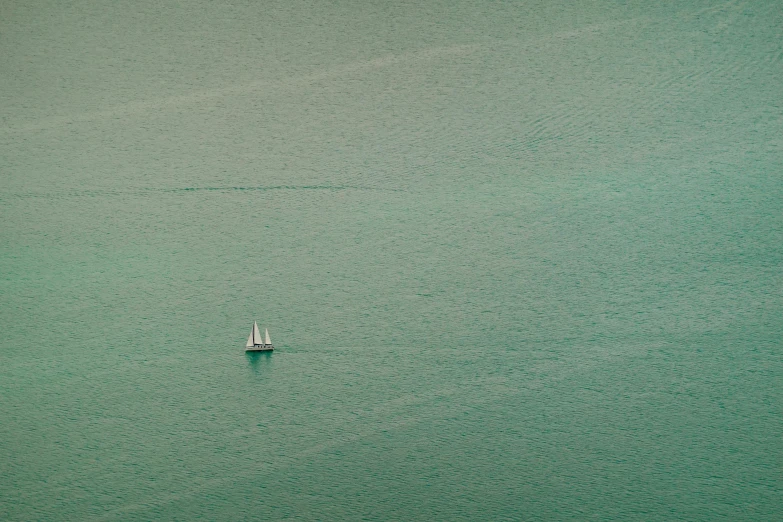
left=2, top=1, right=781, bottom=519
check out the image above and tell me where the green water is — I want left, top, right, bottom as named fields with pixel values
left=2, top=1, right=781, bottom=519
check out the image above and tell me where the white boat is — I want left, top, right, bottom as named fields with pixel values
left=246, top=321, right=273, bottom=352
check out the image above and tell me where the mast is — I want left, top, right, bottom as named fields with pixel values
left=265, top=328, right=271, bottom=346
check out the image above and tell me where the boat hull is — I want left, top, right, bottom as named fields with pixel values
left=246, top=345, right=274, bottom=352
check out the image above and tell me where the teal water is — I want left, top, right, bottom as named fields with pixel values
left=2, top=1, right=782, bottom=519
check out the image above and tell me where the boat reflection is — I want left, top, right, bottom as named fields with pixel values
left=246, top=350, right=273, bottom=374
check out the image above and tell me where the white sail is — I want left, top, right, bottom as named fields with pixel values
left=253, top=322, right=262, bottom=345
left=265, top=328, right=271, bottom=345
left=246, top=330, right=254, bottom=348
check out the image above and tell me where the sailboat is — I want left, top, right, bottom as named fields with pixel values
left=245, top=321, right=274, bottom=352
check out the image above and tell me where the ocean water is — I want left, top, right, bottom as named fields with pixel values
left=2, top=1, right=781, bottom=519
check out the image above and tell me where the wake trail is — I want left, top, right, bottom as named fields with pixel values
left=90, top=339, right=643, bottom=521
left=0, top=43, right=479, bottom=135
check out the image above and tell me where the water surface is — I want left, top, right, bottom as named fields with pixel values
left=2, top=1, right=781, bottom=519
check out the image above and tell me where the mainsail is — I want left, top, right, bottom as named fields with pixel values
left=265, top=328, right=271, bottom=345
left=253, top=322, right=262, bottom=345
